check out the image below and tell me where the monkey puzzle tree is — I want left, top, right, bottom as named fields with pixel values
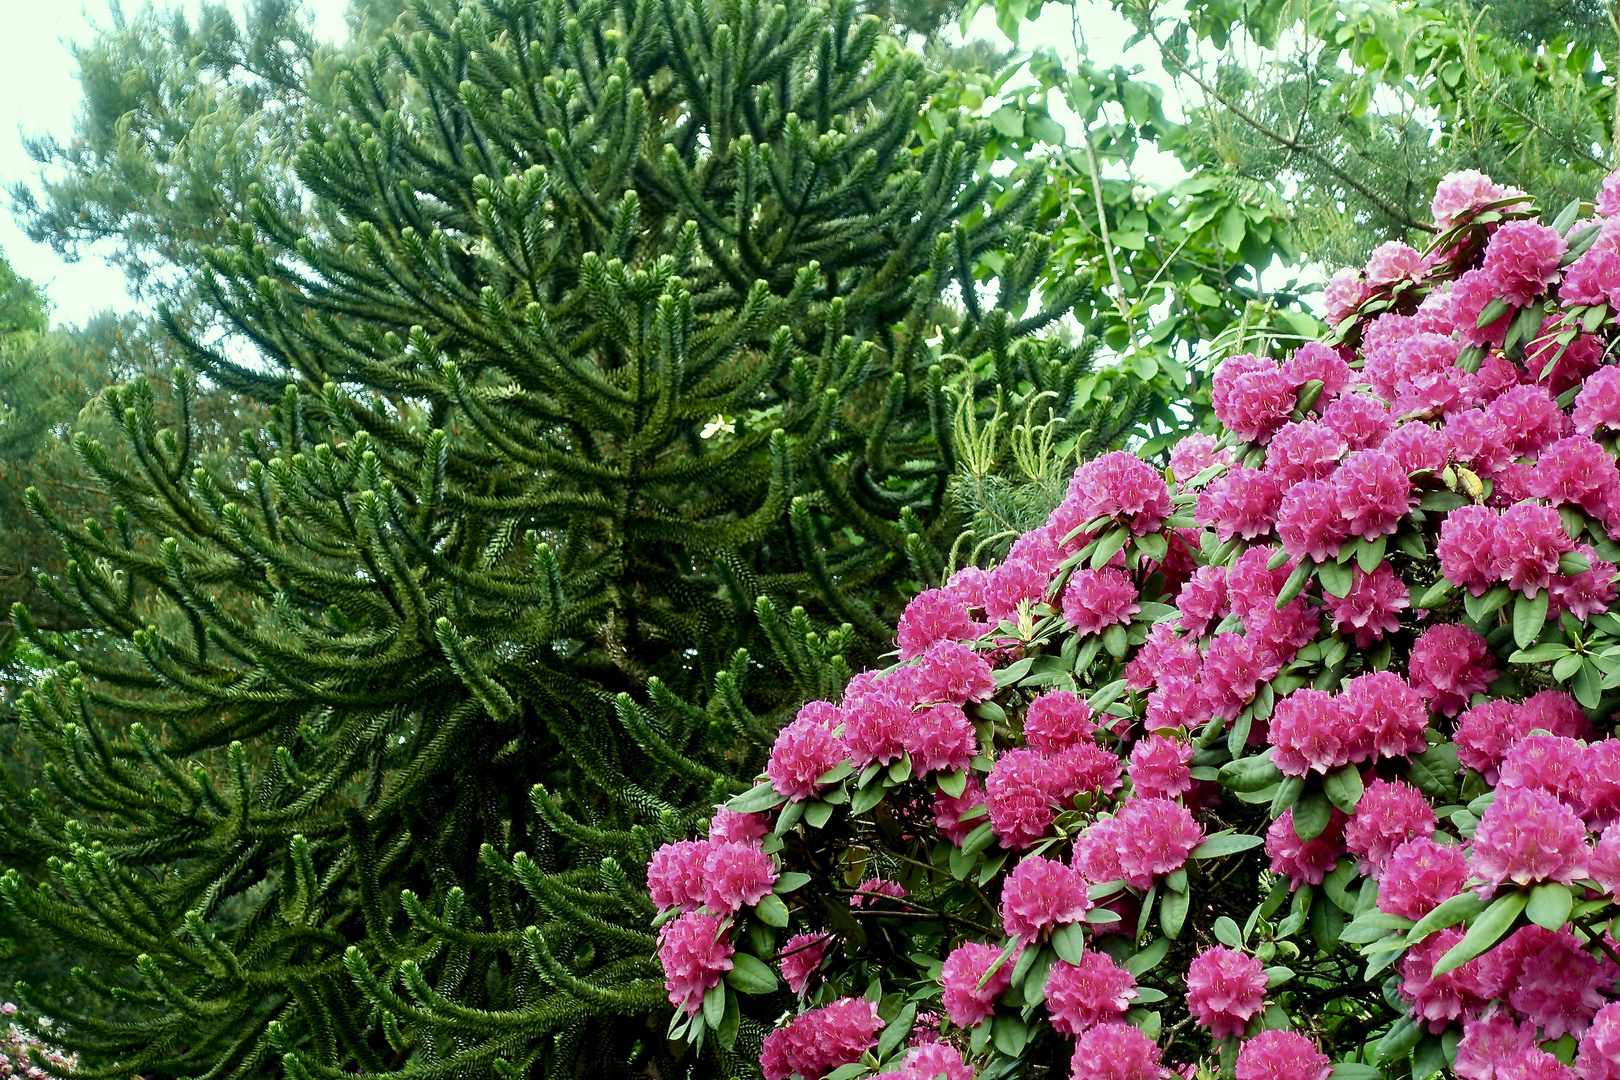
left=0, top=0, right=1143, bottom=1075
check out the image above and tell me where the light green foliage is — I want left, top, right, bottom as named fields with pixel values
left=0, top=0, right=1147, bottom=1076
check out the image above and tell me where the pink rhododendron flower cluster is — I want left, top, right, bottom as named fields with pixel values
left=650, top=168, right=1620, bottom=1080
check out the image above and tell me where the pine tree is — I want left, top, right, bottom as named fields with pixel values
left=1, top=0, right=1143, bottom=1075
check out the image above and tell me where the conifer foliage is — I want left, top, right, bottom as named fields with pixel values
left=0, top=0, right=1136, bottom=1076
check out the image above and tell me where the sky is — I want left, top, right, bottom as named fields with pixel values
left=0, top=0, right=1185, bottom=328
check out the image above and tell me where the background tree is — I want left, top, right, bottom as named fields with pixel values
left=0, top=0, right=1148, bottom=1076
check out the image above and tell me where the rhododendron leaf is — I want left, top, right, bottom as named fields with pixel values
left=727, top=782, right=785, bottom=813
left=959, top=821, right=996, bottom=858
left=1552, top=197, right=1582, bottom=234
left=1226, top=709, right=1254, bottom=758
left=1475, top=296, right=1510, bottom=329
left=1262, top=965, right=1294, bottom=989
left=1220, top=752, right=1283, bottom=792
left=1276, top=560, right=1312, bottom=608
left=1552, top=653, right=1584, bottom=682
left=747, top=920, right=774, bottom=957
left=875, top=1001, right=916, bottom=1059
left=777, top=799, right=806, bottom=832
left=1103, top=623, right=1128, bottom=657
left=976, top=850, right=1008, bottom=885
left=1052, top=921, right=1087, bottom=964
left=977, top=937, right=1021, bottom=990
left=1513, top=590, right=1550, bottom=650
left=1356, top=536, right=1387, bottom=575
left=1136, top=532, right=1168, bottom=563
left=804, top=800, right=834, bottom=829
left=1092, top=527, right=1129, bottom=570
left=1374, top=1016, right=1424, bottom=1064
left=1213, top=916, right=1244, bottom=948
left=1565, top=224, right=1603, bottom=264
left=969, top=1017, right=993, bottom=1054
left=1160, top=883, right=1190, bottom=938
left=1190, top=832, right=1264, bottom=859
left=701, top=982, right=726, bottom=1028
left=937, top=770, right=967, bottom=799
left=1317, top=558, right=1352, bottom=598
left=1505, top=303, right=1545, bottom=354
left=1405, top=744, right=1459, bottom=801
left=1311, top=894, right=1345, bottom=950
left=817, top=762, right=854, bottom=785
left=850, top=783, right=885, bottom=816
left=1396, top=531, right=1428, bottom=560
left=886, top=757, right=911, bottom=785
left=1270, top=775, right=1306, bottom=817
left=1432, top=890, right=1527, bottom=976
left=1414, top=578, right=1454, bottom=610
left=1583, top=303, right=1609, bottom=333
left=1138, top=886, right=1158, bottom=939
left=993, top=657, right=1033, bottom=687
left=948, top=845, right=975, bottom=880
left=1526, top=882, right=1574, bottom=930
left=1292, top=790, right=1333, bottom=842
left=1407, top=892, right=1483, bottom=942
left=755, top=894, right=790, bottom=927
left=1323, top=859, right=1359, bottom=913
left=1295, top=378, right=1325, bottom=415
left=1086, top=908, right=1122, bottom=925
left=1575, top=661, right=1603, bottom=708
left=775, top=872, right=811, bottom=894
left=1419, top=490, right=1468, bottom=513
left=1331, top=1064, right=1385, bottom=1080
left=725, top=953, right=778, bottom=994
left=826, top=1065, right=865, bottom=1080
left=1510, top=642, right=1571, bottom=664
left=1463, top=584, right=1512, bottom=622
left=1324, top=764, right=1364, bottom=814
left=1413, top=1034, right=1447, bottom=1080
left=992, top=1013, right=1028, bottom=1055
left=1009, top=939, right=1040, bottom=987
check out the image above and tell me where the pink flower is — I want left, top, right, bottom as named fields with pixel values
left=983, top=558, right=1050, bottom=624
left=1023, top=691, right=1095, bottom=753
left=1470, top=787, right=1587, bottom=889
left=1335, top=450, right=1413, bottom=539
left=1126, top=622, right=1200, bottom=690
left=1185, top=946, right=1268, bottom=1039
left=1482, top=926, right=1608, bottom=1039
left=1487, top=384, right=1567, bottom=457
left=1214, top=354, right=1299, bottom=443
left=897, top=588, right=976, bottom=659
left=1074, top=815, right=1126, bottom=884
left=648, top=840, right=711, bottom=912
left=1409, top=624, right=1496, bottom=717
left=1575, top=367, right=1620, bottom=437
left=1045, top=951, right=1138, bottom=1035
left=1447, top=409, right=1515, bottom=474
left=658, top=911, right=734, bottom=1015
left=1432, top=169, right=1526, bottom=229
left=1325, top=563, right=1409, bottom=648
left=1114, top=797, right=1204, bottom=888
left=1585, top=742, right=1620, bottom=829
left=1551, top=543, right=1618, bottom=620
left=1399, top=926, right=1489, bottom=1031
left=1233, top=1030, right=1331, bottom=1080
left=933, top=772, right=985, bottom=846
left=1068, top=451, right=1173, bottom=534
left=1322, top=392, right=1393, bottom=451
left=1341, top=671, right=1428, bottom=763
left=779, top=933, right=829, bottom=994
left=1197, top=467, right=1286, bottom=541
left=1062, top=568, right=1141, bottom=636
left=1440, top=505, right=1502, bottom=594
left=1577, top=1001, right=1620, bottom=1080
left=709, top=807, right=770, bottom=846
left=1284, top=342, right=1354, bottom=402
left=768, top=703, right=850, bottom=800
left=851, top=878, right=907, bottom=908
left=1128, top=735, right=1193, bottom=799
left=1383, top=421, right=1448, bottom=475
left=899, top=1043, right=974, bottom=1080
left=1269, top=688, right=1351, bottom=776
left=1267, top=422, right=1348, bottom=486
left=1276, top=479, right=1348, bottom=562
left=1499, top=734, right=1589, bottom=812
left=1069, top=1023, right=1169, bottom=1080
left=1531, top=436, right=1620, bottom=521
left=1490, top=501, right=1568, bottom=599
left=941, top=941, right=1013, bottom=1028
left=1170, top=434, right=1230, bottom=483
left=903, top=702, right=978, bottom=775
left=913, top=641, right=995, bottom=705
left=1001, top=855, right=1090, bottom=939
left=986, top=749, right=1061, bottom=849
left=1266, top=808, right=1346, bottom=888
left=1177, top=565, right=1228, bottom=635
left=1366, top=241, right=1427, bottom=285
left=1345, top=779, right=1436, bottom=873
left=1324, top=267, right=1373, bottom=325
left=1201, top=633, right=1266, bottom=720
left=703, top=841, right=777, bottom=913
left=1053, top=741, right=1125, bottom=800
left=1481, top=220, right=1566, bottom=305
left=842, top=676, right=909, bottom=768
left=759, top=997, right=883, bottom=1080
left=1378, top=837, right=1470, bottom=920
left=1449, top=269, right=1514, bottom=349
left=1455, top=1013, right=1539, bottom=1080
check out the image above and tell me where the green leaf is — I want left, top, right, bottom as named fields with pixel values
left=1103, top=623, right=1128, bottom=658
left=1191, top=832, right=1265, bottom=859
left=959, top=821, right=997, bottom=858
left=1408, top=891, right=1486, bottom=943
left=1332, top=1064, right=1386, bottom=1080
left=803, top=800, right=834, bottom=829
left=1220, top=753, right=1283, bottom=792
left=1092, top=526, right=1129, bottom=570
left=876, top=1002, right=916, bottom=1059
left=1276, top=559, right=1312, bottom=608
left=937, top=770, right=967, bottom=799
left=1475, top=295, right=1510, bottom=329
left=1415, top=577, right=1455, bottom=610
left=1323, top=764, right=1364, bottom=814
left=1413, top=1034, right=1447, bottom=1080
left=850, top=783, right=885, bottom=815
left=1317, top=558, right=1352, bottom=598
left=992, top=1013, right=1028, bottom=1056
left=1263, top=965, right=1295, bottom=988
left=1560, top=551, right=1592, bottom=575
left=1513, top=590, right=1549, bottom=651
left=1464, top=584, right=1513, bottom=622
left=1432, top=890, right=1528, bottom=976
left=1357, top=534, right=1386, bottom=574
left=1025, top=947, right=1056, bottom=1006
left=1160, top=883, right=1189, bottom=939
left=1510, top=642, right=1572, bottom=664
left=1125, top=936, right=1170, bottom=976
left=1270, top=775, right=1306, bottom=818
left=1374, top=1016, right=1424, bottom=1064
left=1291, top=789, right=1333, bottom=842
left=1213, top=916, right=1244, bottom=948
left=725, top=953, right=779, bottom=994
left=728, top=782, right=786, bottom=813
left=1089, top=679, right=1128, bottom=712
left=1052, top=921, right=1086, bottom=964
left=702, top=982, right=727, bottom=1029
left=1218, top=205, right=1246, bottom=252
left=1526, top=882, right=1574, bottom=931
left=754, top=893, right=790, bottom=928
left=1405, top=743, right=1460, bottom=802
left=1187, top=282, right=1222, bottom=306
left=774, top=872, right=811, bottom=894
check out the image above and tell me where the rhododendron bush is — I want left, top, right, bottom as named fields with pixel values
left=647, top=170, right=1620, bottom=1080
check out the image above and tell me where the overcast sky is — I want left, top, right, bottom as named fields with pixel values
left=0, top=0, right=1178, bottom=328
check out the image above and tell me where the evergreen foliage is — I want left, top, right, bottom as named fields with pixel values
left=0, top=0, right=1144, bottom=1075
